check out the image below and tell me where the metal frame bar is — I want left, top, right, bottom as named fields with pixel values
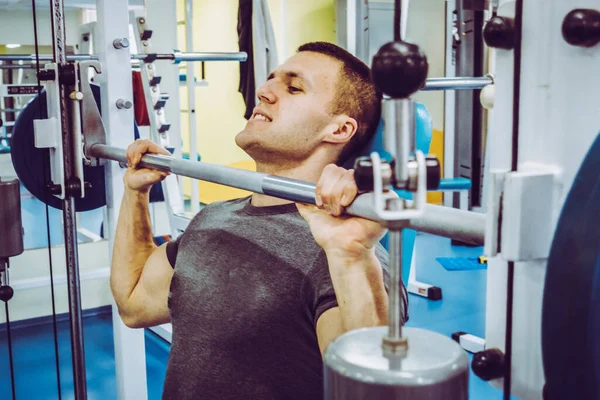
left=48, top=0, right=87, bottom=397
left=0, top=52, right=248, bottom=63
left=422, top=76, right=493, bottom=91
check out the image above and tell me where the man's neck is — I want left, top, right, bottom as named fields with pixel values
left=251, top=159, right=326, bottom=207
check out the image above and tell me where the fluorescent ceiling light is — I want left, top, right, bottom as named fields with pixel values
left=6, top=44, right=21, bottom=49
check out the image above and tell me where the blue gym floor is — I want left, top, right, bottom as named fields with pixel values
left=0, top=311, right=169, bottom=400
left=5, top=190, right=517, bottom=399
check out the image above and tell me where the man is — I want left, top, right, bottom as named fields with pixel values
left=111, top=41, right=408, bottom=399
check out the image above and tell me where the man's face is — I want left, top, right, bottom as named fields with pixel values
left=236, top=52, right=342, bottom=164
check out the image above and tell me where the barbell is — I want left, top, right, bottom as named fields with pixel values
left=9, top=87, right=485, bottom=246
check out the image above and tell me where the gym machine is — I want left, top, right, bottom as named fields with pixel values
left=5, top=0, right=600, bottom=398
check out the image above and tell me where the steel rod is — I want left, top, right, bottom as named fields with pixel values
left=0, top=54, right=95, bottom=62
left=51, top=0, right=87, bottom=397
left=422, top=76, right=493, bottom=91
left=88, top=144, right=486, bottom=245
left=402, top=204, right=485, bottom=245
left=0, top=64, right=36, bottom=70
left=0, top=52, right=247, bottom=63
left=388, top=229, right=402, bottom=339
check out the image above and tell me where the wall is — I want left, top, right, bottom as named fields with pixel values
left=176, top=0, right=336, bottom=199
left=372, top=0, right=446, bottom=130
left=2, top=241, right=112, bottom=323
left=404, top=0, right=446, bottom=132
left=176, top=0, right=446, bottom=200
left=0, top=9, right=81, bottom=47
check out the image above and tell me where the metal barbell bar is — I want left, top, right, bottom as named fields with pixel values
left=0, top=52, right=248, bottom=63
left=87, top=143, right=486, bottom=245
left=0, top=52, right=493, bottom=91
left=421, top=75, right=494, bottom=91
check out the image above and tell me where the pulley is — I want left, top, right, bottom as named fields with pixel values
left=10, top=84, right=141, bottom=212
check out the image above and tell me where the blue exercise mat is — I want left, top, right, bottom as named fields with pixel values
left=436, top=257, right=487, bottom=271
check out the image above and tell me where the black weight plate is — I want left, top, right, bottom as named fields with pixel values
left=542, top=132, right=600, bottom=399
left=12, top=84, right=106, bottom=212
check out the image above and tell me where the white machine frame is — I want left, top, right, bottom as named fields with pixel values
left=482, top=0, right=599, bottom=397
left=94, top=0, right=149, bottom=398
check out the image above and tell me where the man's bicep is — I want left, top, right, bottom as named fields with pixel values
left=129, top=243, right=175, bottom=327
left=316, top=307, right=345, bottom=356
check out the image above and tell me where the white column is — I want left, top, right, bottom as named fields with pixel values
left=484, top=0, right=600, bottom=398
left=185, top=0, right=199, bottom=214
left=443, top=0, right=456, bottom=207
left=95, top=0, right=149, bottom=398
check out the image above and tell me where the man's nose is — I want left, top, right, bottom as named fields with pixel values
left=256, top=81, right=276, bottom=104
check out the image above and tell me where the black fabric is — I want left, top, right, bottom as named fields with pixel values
left=162, top=197, right=401, bottom=400
left=165, top=237, right=180, bottom=268
left=238, top=0, right=255, bottom=120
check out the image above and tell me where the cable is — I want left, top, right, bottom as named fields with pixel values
left=504, top=0, right=524, bottom=398
left=3, top=260, right=16, bottom=400
left=504, top=261, right=515, bottom=400
left=31, top=1, right=62, bottom=398
left=511, top=0, right=523, bottom=173
left=394, top=0, right=402, bottom=41
left=4, top=302, right=16, bottom=400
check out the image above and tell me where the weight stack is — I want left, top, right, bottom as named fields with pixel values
left=0, top=179, right=24, bottom=259
left=324, top=326, right=469, bottom=399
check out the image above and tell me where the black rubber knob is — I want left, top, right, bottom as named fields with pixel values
left=371, top=41, right=429, bottom=99
left=0, top=285, right=14, bottom=302
left=483, top=16, right=516, bottom=50
left=562, top=9, right=600, bottom=48
left=425, top=156, right=441, bottom=190
left=472, top=348, right=505, bottom=381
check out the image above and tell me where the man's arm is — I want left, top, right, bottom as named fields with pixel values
left=315, top=251, right=388, bottom=353
left=110, top=139, right=174, bottom=328
left=297, top=165, right=390, bottom=354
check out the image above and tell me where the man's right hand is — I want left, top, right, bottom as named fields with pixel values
left=124, top=139, right=171, bottom=192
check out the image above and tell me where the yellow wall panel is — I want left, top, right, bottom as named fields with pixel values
left=179, top=0, right=337, bottom=201
left=427, top=129, right=444, bottom=205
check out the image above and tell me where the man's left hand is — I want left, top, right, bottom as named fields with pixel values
left=297, top=164, right=387, bottom=258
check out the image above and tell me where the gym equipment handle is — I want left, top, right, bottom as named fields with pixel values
left=88, top=144, right=486, bottom=245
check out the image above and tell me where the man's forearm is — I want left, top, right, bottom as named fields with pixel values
left=326, top=250, right=389, bottom=332
left=110, top=188, right=156, bottom=310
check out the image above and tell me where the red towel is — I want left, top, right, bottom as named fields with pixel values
left=132, top=71, right=150, bottom=126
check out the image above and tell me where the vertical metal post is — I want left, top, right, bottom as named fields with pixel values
left=383, top=99, right=415, bottom=189
left=453, top=0, right=485, bottom=210
left=50, top=0, right=87, bottom=398
left=95, top=0, right=149, bottom=398
left=443, top=0, right=457, bottom=207
left=186, top=0, right=200, bottom=214
left=387, top=229, right=403, bottom=340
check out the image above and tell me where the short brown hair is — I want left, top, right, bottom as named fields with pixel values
left=297, top=42, right=382, bottom=165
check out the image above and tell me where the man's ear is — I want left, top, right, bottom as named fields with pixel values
left=322, top=116, right=358, bottom=145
